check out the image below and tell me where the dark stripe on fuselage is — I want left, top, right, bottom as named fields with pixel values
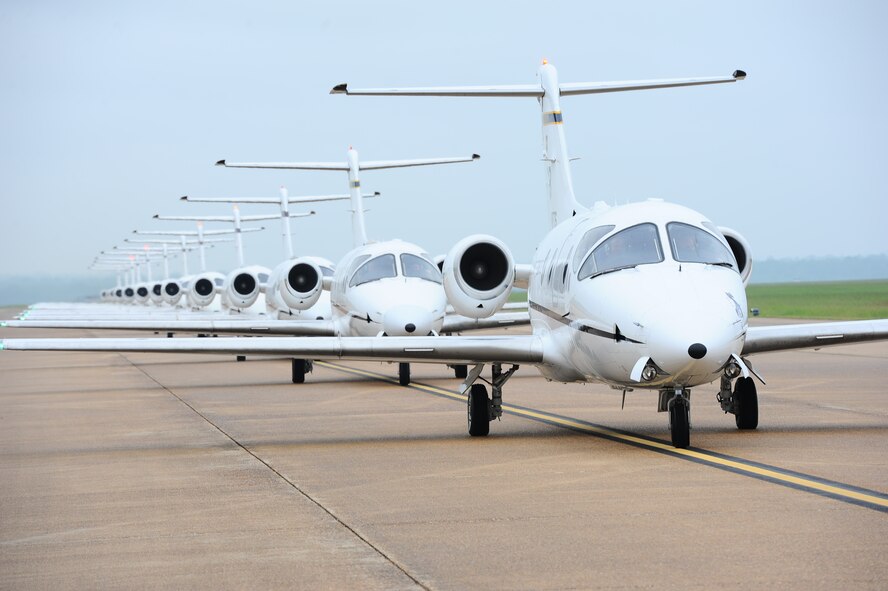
left=529, top=300, right=644, bottom=344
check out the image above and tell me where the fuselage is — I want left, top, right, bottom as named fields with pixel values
left=330, top=239, right=447, bottom=337
left=529, top=199, right=747, bottom=389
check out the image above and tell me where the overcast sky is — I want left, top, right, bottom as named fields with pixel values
left=1, top=1, right=886, bottom=281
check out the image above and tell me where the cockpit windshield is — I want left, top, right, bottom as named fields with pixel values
left=400, top=253, right=442, bottom=284
left=349, top=254, right=397, bottom=287
left=667, top=222, right=737, bottom=270
left=578, top=223, right=663, bottom=280
left=320, top=266, right=334, bottom=277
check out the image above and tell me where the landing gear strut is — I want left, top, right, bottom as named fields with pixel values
left=463, top=363, right=519, bottom=437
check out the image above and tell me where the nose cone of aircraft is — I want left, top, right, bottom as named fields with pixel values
left=383, top=305, right=434, bottom=337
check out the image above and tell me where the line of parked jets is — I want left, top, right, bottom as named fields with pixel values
left=4, top=61, right=887, bottom=448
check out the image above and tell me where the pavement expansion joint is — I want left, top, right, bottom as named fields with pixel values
left=119, top=352, right=431, bottom=591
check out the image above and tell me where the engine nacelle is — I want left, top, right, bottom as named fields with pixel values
left=717, top=226, right=753, bottom=286
left=149, top=282, right=164, bottom=305
left=443, top=234, right=515, bottom=319
left=267, top=258, right=324, bottom=312
left=187, top=271, right=224, bottom=309
left=162, top=279, right=184, bottom=306
left=133, top=283, right=151, bottom=305
left=224, top=265, right=270, bottom=310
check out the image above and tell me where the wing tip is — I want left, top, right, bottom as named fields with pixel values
left=733, top=70, right=747, bottom=80
left=179, top=195, right=188, bottom=201
left=472, top=153, right=481, bottom=160
left=215, top=159, right=226, bottom=166
left=330, top=83, right=348, bottom=95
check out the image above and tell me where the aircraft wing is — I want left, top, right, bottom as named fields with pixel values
left=742, top=320, right=888, bottom=355
left=442, top=312, right=529, bottom=333
left=2, top=319, right=336, bottom=337
left=0, top=335, right=544, bottom=365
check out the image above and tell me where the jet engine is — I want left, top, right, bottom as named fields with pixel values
left=267, top=258, right=324, bottom=312
left=162, top=279, right=184, bottom=306
left=149, top=282, right=164, bottom=305
left=134, top=283, right=151, bottom=305
left=443, top=235, right=515, bottom=319
left=224, top=265, right=270, bottom=310
left=717, top=226, right=753, bottom=285
left=187, top=271, right=224, bottom=309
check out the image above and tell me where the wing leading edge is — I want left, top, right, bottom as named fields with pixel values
left=742, top=320, right=888, bottom=355
left=0, top=335, right=544, bottom=365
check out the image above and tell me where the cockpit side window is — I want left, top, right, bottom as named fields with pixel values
left=400, top=253, right=443, bottom=284
left=320, top=266, right=335, bottom=277
left=578, top=223, right=663, bottom=280
left=667, top=222, right=737, bottom=270
left=349, top=254, right=397, bottom=287
left=571, top=225, right=616, bottom=269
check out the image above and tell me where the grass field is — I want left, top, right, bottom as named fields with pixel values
left=510, top=282, right=888, bottom=320
left=746, top=280, right=888, bottom=320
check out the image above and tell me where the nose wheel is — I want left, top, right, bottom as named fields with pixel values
left=661, top=388, right=691, bottom=448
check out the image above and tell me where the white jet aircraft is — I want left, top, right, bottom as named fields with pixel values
left=7, top=64, right=882, bottom=448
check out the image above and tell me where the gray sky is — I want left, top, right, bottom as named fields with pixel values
left=1, top=1, right=886, bottom=281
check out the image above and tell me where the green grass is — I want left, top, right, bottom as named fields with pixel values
left=746, top=280, right=888, bottom=320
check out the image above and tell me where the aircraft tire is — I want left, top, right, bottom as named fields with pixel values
left=468, top=384, right=490, bottom=437
left=670, top=398, right=690, bottom=448
left=292, top=358, right=306, bottom=384
left=734, top=377, right=759, bottom=430
left=453, top=364, right=468, bottom=379
left=399, top=363, right=410, bottom=386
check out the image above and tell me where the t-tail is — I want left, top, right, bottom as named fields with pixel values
left=331, top=61, right=745, bottom=228
left=216, top=148, right=479, bottom=248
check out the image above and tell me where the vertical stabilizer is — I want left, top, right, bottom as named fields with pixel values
left=347, top=148, right=368, bottom=247
left=538, top=62, right=585, bottom=227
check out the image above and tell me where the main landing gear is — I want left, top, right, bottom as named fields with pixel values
left=718, top=374, right=759, bottom=430
left=291, top=359, right=313, bottom=384
left=399, top=363, right=411, bottom=386
left=464, top=363, right=519, bottom=437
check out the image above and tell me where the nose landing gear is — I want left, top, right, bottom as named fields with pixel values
left=660, top=388, right=691, bottom=448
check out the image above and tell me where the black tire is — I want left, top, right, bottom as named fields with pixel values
left=399, top=363, right=410, bottom=386
left=670, top=399, right=690, bottom=449
left=734, top=377, right=759, bottom=430
left=453, top=364, right=468, bottom=379
left=291, top=358, right=306, bottom=384
left=468, top=384, right=490, bottom=437
left=236, top=355, right=246, bottom=362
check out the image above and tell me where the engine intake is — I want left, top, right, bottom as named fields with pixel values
left=443, top=235, right=515, bottom=318
left=267, top=259, right=324, bottom=312
left=187, top=272, right=223, bottom=309
left=717, top=226, right=753, bottom=285
left=224, top=265, right=269, bottom=310
left=162, top=280, right=183, bottom=305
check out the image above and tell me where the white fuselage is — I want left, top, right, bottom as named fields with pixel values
left=330, top=240, right=447, bottom=337
left=529, top=200, right=747, bottom=389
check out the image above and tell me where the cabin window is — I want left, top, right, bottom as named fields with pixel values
left=349, top=254, right=398, bottom=287
left=667, top=222, right=737, bottom=270
left=578, top=223, right=663, bottom=280
left=400, top=253, right=443, bottom=284
left=572, top=225, right=616, bottom=269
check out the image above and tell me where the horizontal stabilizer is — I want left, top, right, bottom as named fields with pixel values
left=218, top=160, right=349, bottom=171
left=182, top=192, right=379, bottom=204
left=331, top=83, right=543, bottom=97
left=559, top=71, right=745, bottom=96
left=361, top=154, right=479, bottom=170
